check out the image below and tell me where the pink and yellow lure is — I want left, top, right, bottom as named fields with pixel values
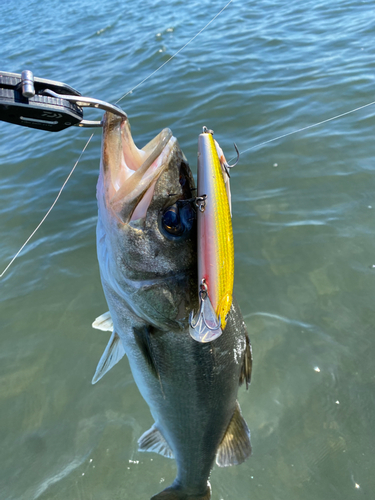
left=189, top=127, right=234, bottom=343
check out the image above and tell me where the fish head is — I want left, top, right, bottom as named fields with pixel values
left=97, top=113, right=197, bottom=330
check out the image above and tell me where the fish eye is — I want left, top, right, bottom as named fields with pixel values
left=162, top=205, right=183, bottom=235
left=160, top=201, right=196, bottom=239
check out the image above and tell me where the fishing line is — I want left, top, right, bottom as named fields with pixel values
left=237, top=100, right=375, bottom=157
left=115, top=0, right=234, bottom=104
left=2, top=0, right=373, bottom=278
left=1, top=0, right=235, bottom=277
left=0, top=134, right=94, bottom=278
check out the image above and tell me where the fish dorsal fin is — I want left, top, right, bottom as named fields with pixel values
left=91, top=330, right=126, bottom=384
left=92, top=311, right=113, bottom=332
left=239, top=333, right=253, bottom=389
left=138, top=424, right=174, bottom=459
left=216, top=401, right=251, bottom=467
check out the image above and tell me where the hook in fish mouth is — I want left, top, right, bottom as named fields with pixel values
left=189, top=279, right=223, bottom=343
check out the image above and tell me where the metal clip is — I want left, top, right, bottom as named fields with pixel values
left=202, top=126, right=214, bottom=135
left=21, top=70, right=35, bottom=98
left=0, top=70, right=127, bottom=132
left=43, top=90, right=127, bottom=127
left=195, top=194, right=207, bottom=213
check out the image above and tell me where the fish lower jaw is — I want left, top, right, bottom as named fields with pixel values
left=106, top=131, right=175, bottom=223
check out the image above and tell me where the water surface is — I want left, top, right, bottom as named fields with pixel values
left=1, top=1, right=375, bottom=498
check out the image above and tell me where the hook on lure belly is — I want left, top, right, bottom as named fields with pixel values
left=189, top=127, right=236, bottom=343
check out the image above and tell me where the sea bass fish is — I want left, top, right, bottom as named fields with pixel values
left=93, top=112, right=253, bottom=500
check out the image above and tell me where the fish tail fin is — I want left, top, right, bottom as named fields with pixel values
left=151, top=481, right=211, bottom=500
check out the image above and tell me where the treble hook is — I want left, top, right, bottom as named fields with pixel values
left=223, top=143, right=240, bottom=178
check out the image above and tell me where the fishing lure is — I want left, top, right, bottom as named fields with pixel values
left=189, top=127, right=239, bottom=343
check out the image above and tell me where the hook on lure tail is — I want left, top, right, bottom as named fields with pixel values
left=222, top=143, right=240, bottom=177
left=201, top=126, right=240, bottom=178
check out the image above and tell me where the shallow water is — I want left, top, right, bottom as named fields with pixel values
left=1, top=0, right=375, bottom=498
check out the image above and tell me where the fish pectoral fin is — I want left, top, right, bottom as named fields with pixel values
left=216, top=401, right=251, bottom=467
left=91, top=330, right=126, bottom=384
left=138, top=424, right=174, bottom=459
left=92, top=311, right=113, bottom=332
left=239, top=332, right=253, bottom=389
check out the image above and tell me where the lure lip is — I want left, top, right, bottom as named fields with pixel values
left=189, top=279, right=223, bottom=343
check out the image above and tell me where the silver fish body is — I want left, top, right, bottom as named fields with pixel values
left=94, top=113, right=252, bottom=500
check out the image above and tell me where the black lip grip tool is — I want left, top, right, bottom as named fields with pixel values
left=0, top=70, right=127, bottom=132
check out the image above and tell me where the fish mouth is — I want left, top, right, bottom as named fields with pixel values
left=100, top=112, right=176, bottom=224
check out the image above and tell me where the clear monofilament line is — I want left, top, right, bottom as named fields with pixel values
left=0, top=133, right=94, bottom=278
left=115, top=0, right=234, bottom=104
left=238, top=100, right=375, bottom=157
left=3, top=1, right=374, bottom=278
left=0, top=1, right=235, bottom=278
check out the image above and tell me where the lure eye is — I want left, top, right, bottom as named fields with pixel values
left=161, top=202, right=196, bottom=238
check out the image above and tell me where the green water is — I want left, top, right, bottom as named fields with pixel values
left=1, top=0, right=375, bottom=498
